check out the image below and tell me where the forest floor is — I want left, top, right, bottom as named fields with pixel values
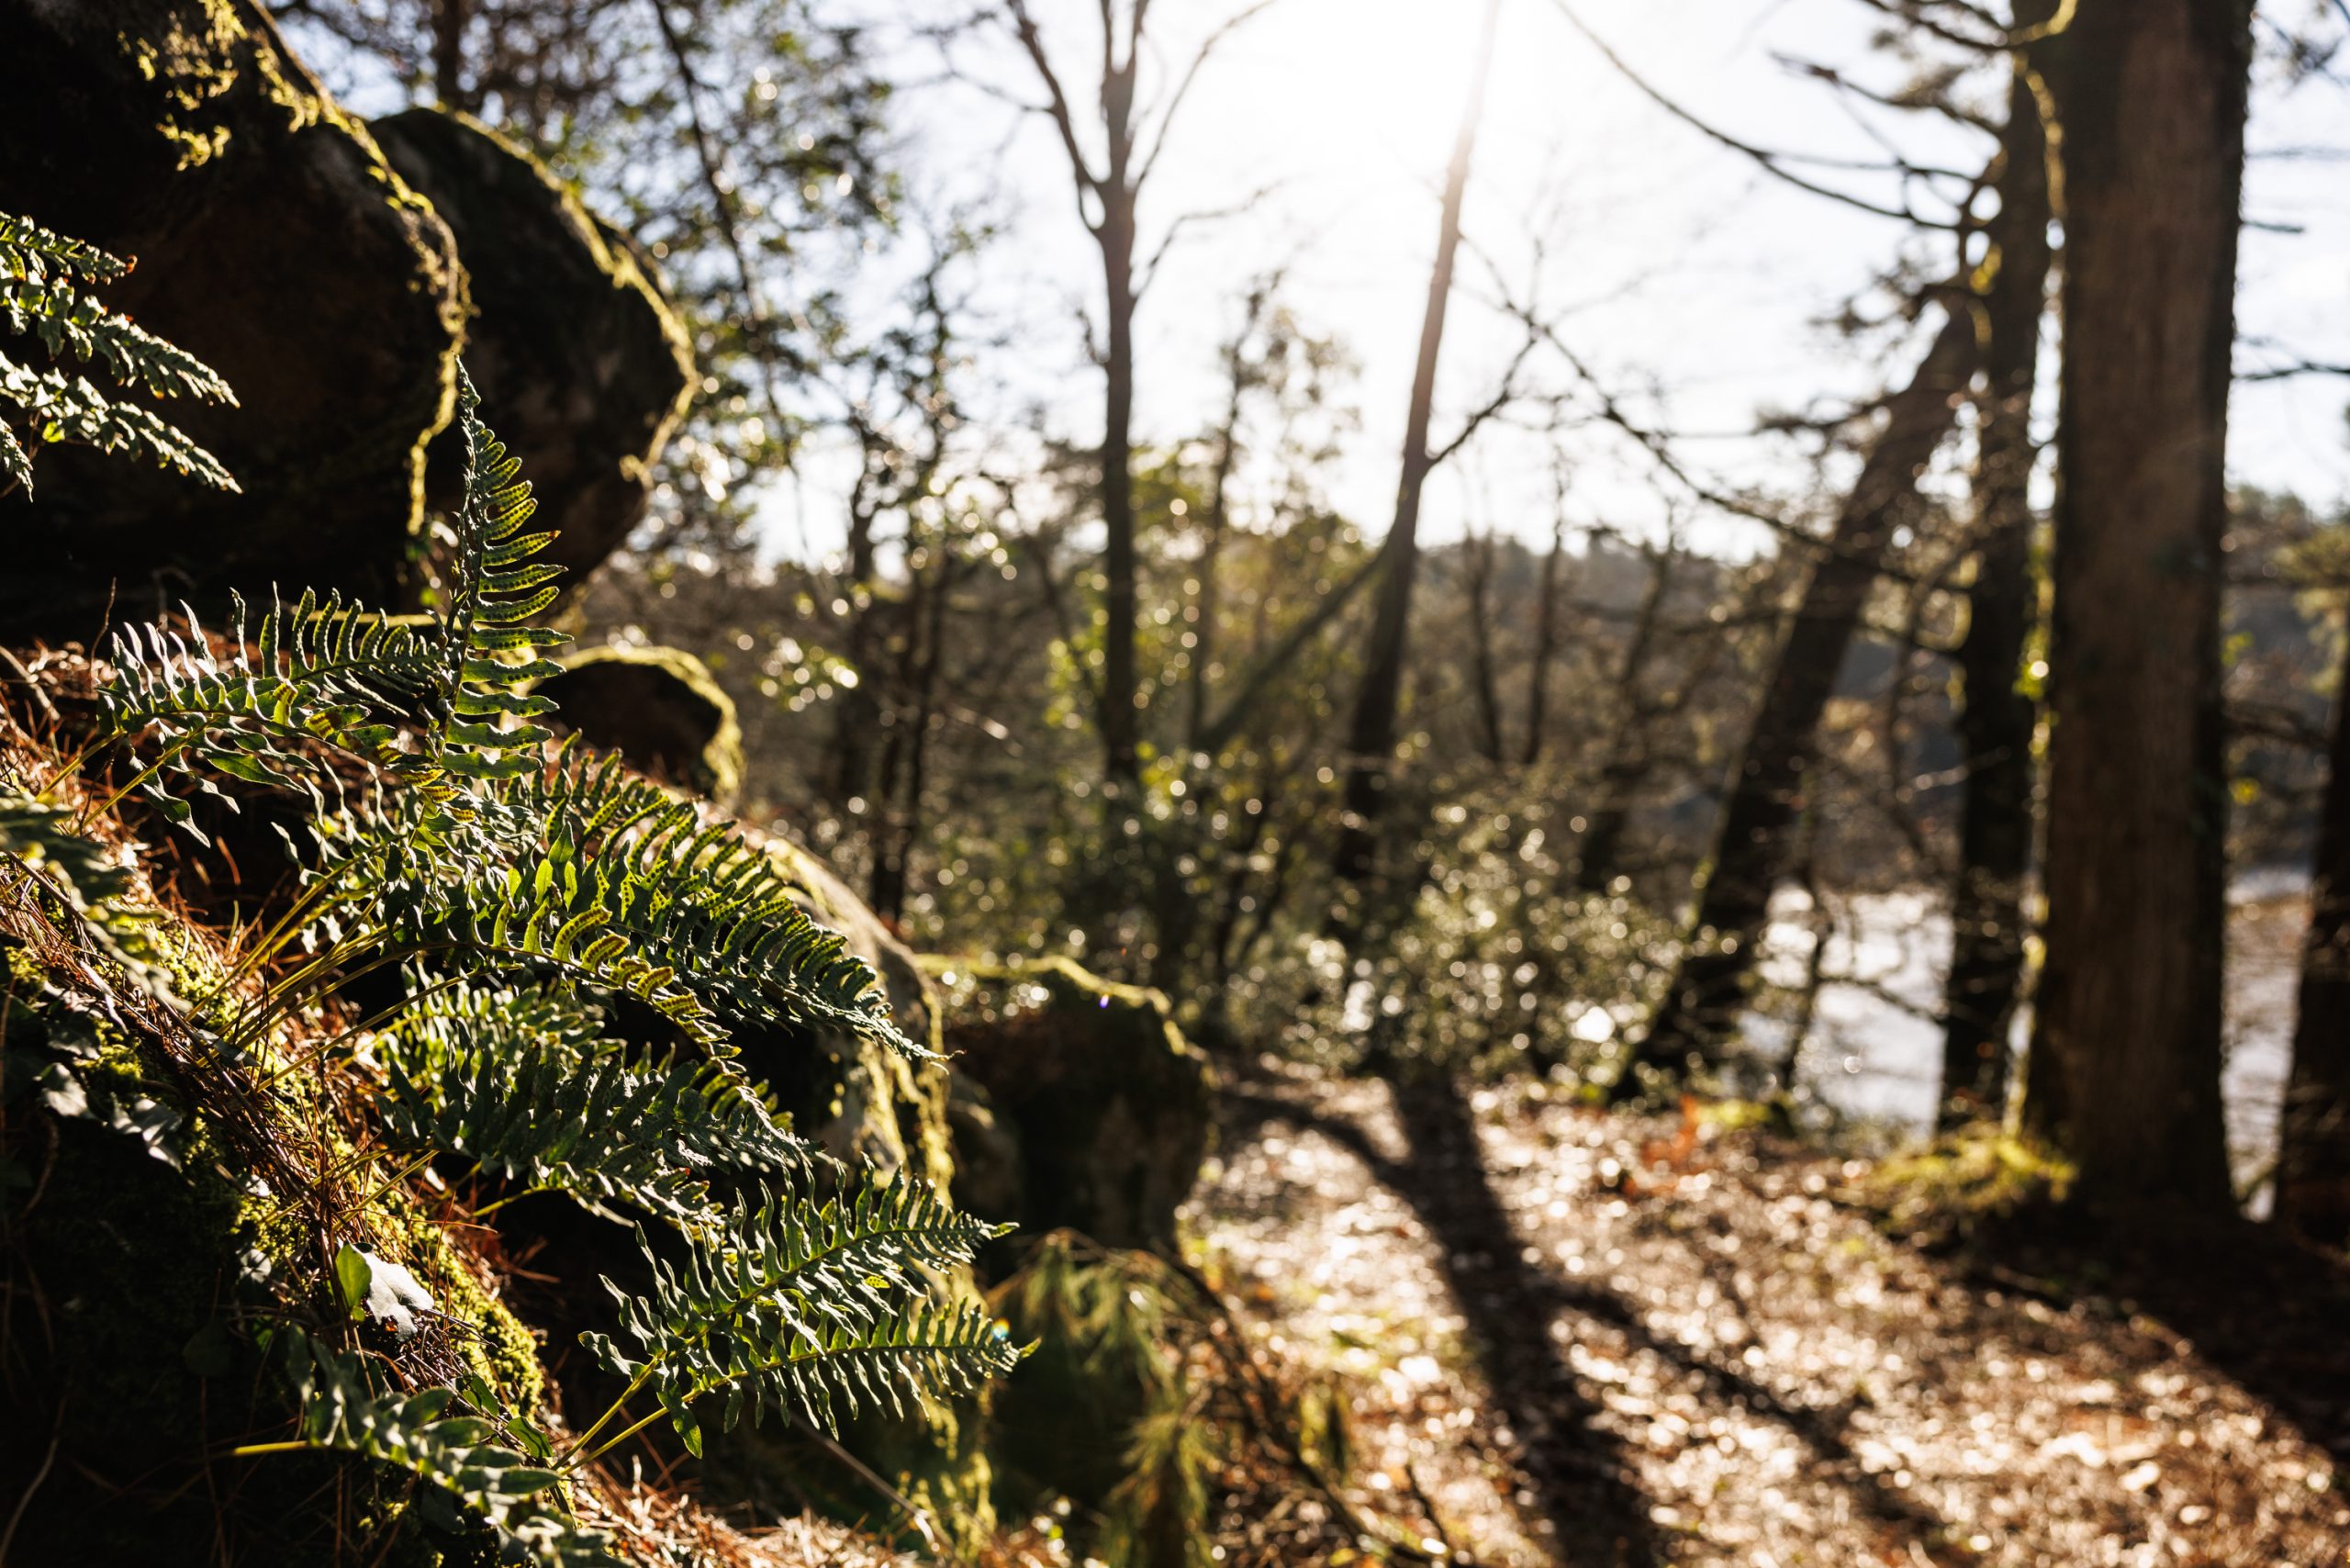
left=1188, top=1061, right=2350, bottom=1568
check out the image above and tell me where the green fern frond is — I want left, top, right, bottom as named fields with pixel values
left=0, top=352, right=235, bottom=492
left=97, top=589, right=442, bottom=816
left=0, top=210, right=235, bottom=499
left=584, top=1177, right=1017, bottom=1444
left=376, top=977, right=814, bottom=1228
left=268, top=1329, right=618, bottom=1566
left=1, top=274, right=237, bottom=405
left=0, top=211, right=132, bottom=286
left=343, top=750, right=917, bottom=1056
left=431, top=374, right=567, bottom=781
left=90, top=375, right=565, bottom=818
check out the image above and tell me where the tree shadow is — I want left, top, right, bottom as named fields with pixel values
left=1967, top=1212, right=2350, bottom=1474
left=1226, top=1075, right=1969, bottom=1565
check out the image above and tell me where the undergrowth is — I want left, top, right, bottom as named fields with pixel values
left=0, top=259, right=1022, bottom=1562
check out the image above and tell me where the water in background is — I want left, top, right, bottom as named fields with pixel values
left=1744, top=874, right=2307, bottom=1200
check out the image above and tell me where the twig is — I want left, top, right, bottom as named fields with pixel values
left=0, top=1396, right=65, bottom=1565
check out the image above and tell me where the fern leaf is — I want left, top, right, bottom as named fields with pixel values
left=274, top=1329, right=619, bottom=1566
left=587, top=1178, right=1017, bottom=1439
left=90, top=375, right=566, bottom=814
left=0, top=275, right=236, bottom=405
left=430, top=374, right=567, bottom=780
left=0, top=418, right=27, bottom=492
left=340, top=751, right=918, bottom=1057
left=97, top=590, right=443, bottom=814
left=0, top=351, right=235, bottom=493
left=0, top=211, right=131, bottom=286
left=375, top=976, right=814, bottom=1228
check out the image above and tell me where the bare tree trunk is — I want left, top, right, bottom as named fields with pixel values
left=1332, top=0, right=1503, bottom=887
left=1520, top=510, right=1566, bottom=766
left=1939, top=26, right=2053, bottom=1131
left=434, top=0, right=468, bottom=111
left=1185, top=287, right=1263, bottom=750
left=1625, top=302, right=1976, bottom=1089
left=1101, top=201, right=1141, bottom=787
left=827, top=471, right=885, bottom=811
left=2279, top=619, right=2350, bottom=1244
left=2030, top=0, right=2246, bottom=1213
left=1465, top=529, right=1505, bottom=764
left=1571, top=541, right=1677, bottom=894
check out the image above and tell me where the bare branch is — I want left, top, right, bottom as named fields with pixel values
left=1001, top=0, right=1106, bottom=226
left=1550, top=0, right=1961, bottom=227
left=1134, top=183, right=1284, bottom=299
left=1133, top=0, right=1287, bottom=194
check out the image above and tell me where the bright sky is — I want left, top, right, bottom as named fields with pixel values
left=823, top=0, right=2350, bottom=564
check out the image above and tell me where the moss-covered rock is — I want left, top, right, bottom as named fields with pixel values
left=923, top=956, right=1214, bottom=1251
left=0, top=0, right=466, bottom=644
left=535, top=644, right=746, bottom=805
left=371, top=109, right=693, bottom=593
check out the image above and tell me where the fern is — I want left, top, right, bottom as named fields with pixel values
left=314, top=749, right=917, bottom=1056
left=0, top=209, right=235, bottom=497
left=580, top=1180, right=1018, bottom=1453
left=375, top=977, right=814, bottom=1228
left=252, top=1330, right=618, bottom=1566
left=92, top=373, right=562, bottom=823
left=40, top=364, right=1013, bottom=1539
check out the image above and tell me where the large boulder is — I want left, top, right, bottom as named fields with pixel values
left=372, top=109, right=692, bottom=590
left=0, top=0, right=465, bottom=644
left=535, top=644, right=745, bottom=803
left=0, top=9, right=695, bottom=645
left=924, top=956, right=1214, bottom=1251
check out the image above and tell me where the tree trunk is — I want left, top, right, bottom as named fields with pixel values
left=827, top=470, right=885, bottom=812
left=1466, top=530, right=1505, bottom=764
left=1100, top=219, right=1141, bottom=788
left=2030, top=0, right=2246, bottom=1212
left=1185, top=317, right=1251, bottom=751
left=1626, top=302, right=1976, bottom=1087
left=2277, top=618, right=2350, bottom=1243
left=1572, top=541, right=1676, bottom=895
left=1520, top=512, right=1566, bottom=766
left=434, top=0, right=468, bottom=111
left=1332, top=0, right=1503, bottom=887
left=1938, top=28, right=2053, bottom=1131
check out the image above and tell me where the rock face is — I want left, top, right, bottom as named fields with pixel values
left=372, top=109, right=692, bottom=590
left=536, top=644, right=745, bottom=803
left=0, top=0, right=465, bottom=644
left=925, top=957, right=1214, bottom=1251
left=0, top=9, right=693, bottom=646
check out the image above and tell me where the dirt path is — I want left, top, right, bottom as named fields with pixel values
left=1187, top=1062, right=2350, bottom=1567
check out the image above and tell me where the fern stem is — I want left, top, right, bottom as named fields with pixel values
left=229, top=851, right=374, bottom=985
left=34, top=736, right=102, bottom=800
left=575, top=1408, right=667, bottom=1468
left=565, top=1366, right=654, bottom=1461
left=229, top=1440, right=315, bottom=1459
left=74, top=748, right=174, bottom=831
left=252, top=971, right=474, bottom=1092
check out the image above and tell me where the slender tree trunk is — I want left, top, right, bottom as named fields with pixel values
left=434, top=0, right=468, bottom=111
left=1332, top=0, right=1504, bottom=887
left=1572, top=543, right=1676, bottom=894
left=1626, top=302, right=1977, bottom=1088
left=2279, top=619, right=2350, bottom=1244
left=828, top=477, right=885, bottom=811
left=1185, top=338, right=1248, bottom=750
left=1466, top=531, right=1506, bottom=764
left=1521, top=513, right=1566, bottom=766
left=2030, top=0, right=2246, bottom=1213
left=1101, top=230, right=1140, bottom=787
left=1939, top=28, right=2054, bottom=1131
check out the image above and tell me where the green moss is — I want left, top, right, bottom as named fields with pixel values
left=378, top=1192, right=545, bottom=1415
left=1862, top=1123, right=2076, bottom=1245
